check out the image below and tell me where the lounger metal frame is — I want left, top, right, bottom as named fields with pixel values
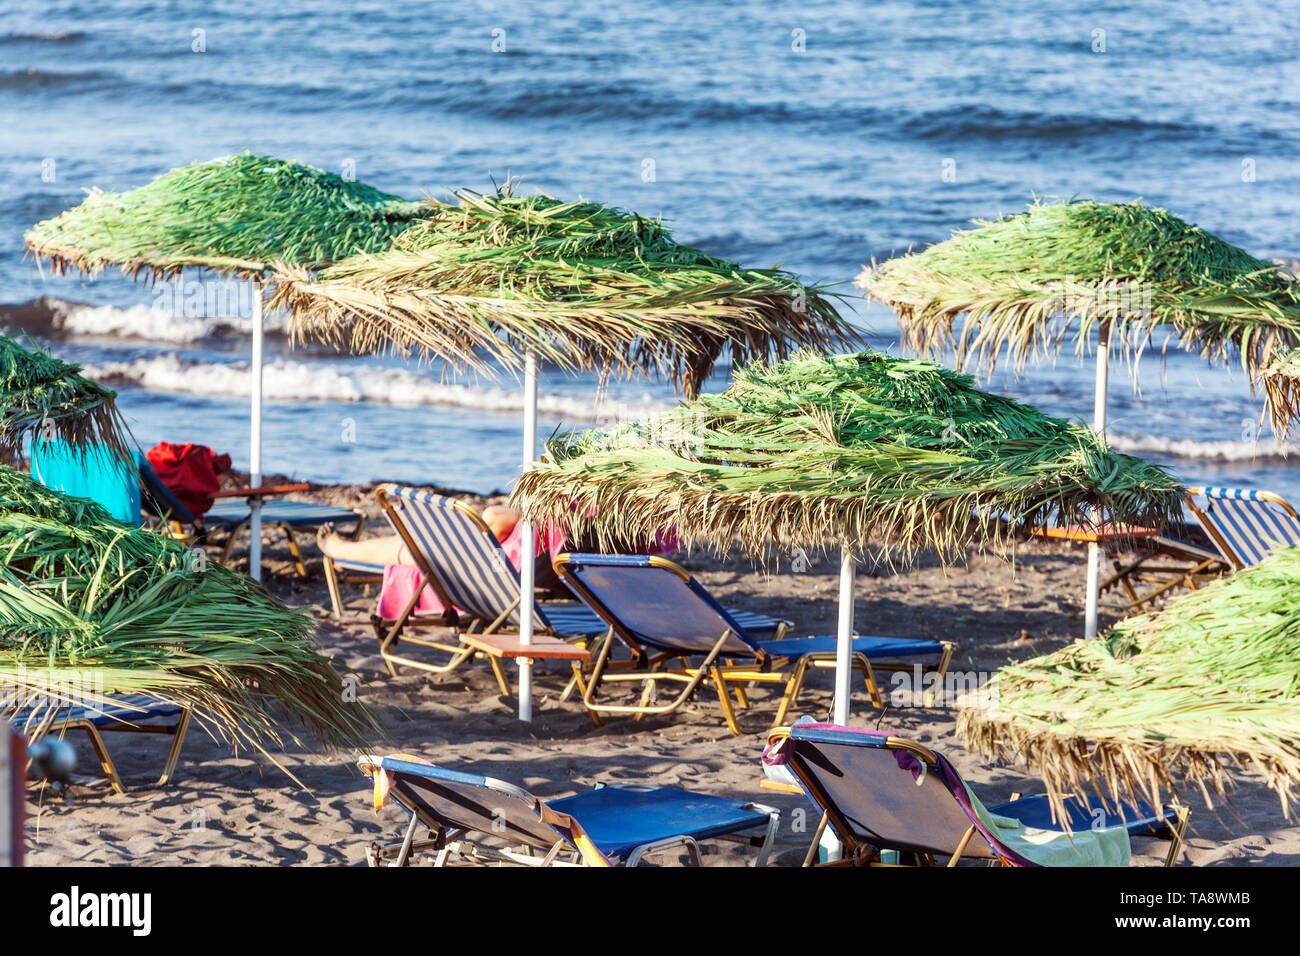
left=20, top=700, right=191, bottom=795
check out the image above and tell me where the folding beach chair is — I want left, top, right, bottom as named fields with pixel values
left=358, top=754, right=780, bottom=867
left=374, top=485, right=607, bottom=690
left=764, top=722, right=1189, bottom=867
left=192, top=495, right=360, bottom=577
left=554, top=554, right=954, bottom=735
left=9, top=694, right=191, bottom=795
left=1030, top=523, right=1227, bottom=612
left=1185, top=486, right=1300, bottom=570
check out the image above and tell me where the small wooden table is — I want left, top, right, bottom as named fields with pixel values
left=460, top=633, right=592, bottom=661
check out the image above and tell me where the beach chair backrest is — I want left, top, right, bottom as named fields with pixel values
left=362, top=757, right=565, bottom=852
left=1185, top=487, right=1300, bottom=569
left=774, top=723, right=999, bottom=860
left=378, top=484, right=549, bottom=630
left=555, top=554, right=757, bottom=657
left=138, top=461, right=198, bottom=527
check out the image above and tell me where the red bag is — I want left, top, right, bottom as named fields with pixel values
left=145, top=442, right=232, bottom=520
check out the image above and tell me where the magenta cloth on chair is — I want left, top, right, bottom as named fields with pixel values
left=376, top=564, right=447, bottom=620
left=500, top=518, right=569, bottom=571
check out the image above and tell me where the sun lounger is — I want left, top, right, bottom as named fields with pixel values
left=203, top=496, right=365, bottom=577
left=553, top=554, right=954, bottom=735
left=1029, top=523, right=1227, bottom=612
left=1186, top=486, right=1300, bottom=569
left=358, top=754, right=780, bottom=867
left=764, top=721, right=1188, bottom=867
left=8, top=694, right=191, bottom=795
left=374, top=485, right=608, bottom=690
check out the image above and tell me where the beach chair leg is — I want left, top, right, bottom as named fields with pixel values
left=724, top=660, right=751, bottom=709
left=218, top=522, right=244, bottom=567
left=947, top=825, right=977, bottom=866
left=281, top=524, right=308, bottom=578
left=802, top=811, right=830, bottom=867
left=773, top=657, right=811, bottom=728
left=487, top=655, right=511, bottom=696
left=753, top=810, right=781, bottom=867
left=324, top=558, right=345, bottom=619
left=853, top=652, right=883, bottom=708
left=77, top=723, right=126, bottom=795
left=377, top=582, right=427, bottom=677
left=1163, top=805, right=1190, bottom=868
left=394, top=813, right=421, bottom=867
left=927, top=643, right=954, bottom=706
left=157, top=708, right=192, bottom=786
left=711, top=666, right=742, bottom=735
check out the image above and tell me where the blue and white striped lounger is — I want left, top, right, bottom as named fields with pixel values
left=554, top=553, right=954, bottom=734
left=373, top=485, right=611, bottom=688
left=1185, top=486, right=1300, bottom=569
left=8, top=693, right=191, bottom=794
left=358, top=754, right=780, bottom=867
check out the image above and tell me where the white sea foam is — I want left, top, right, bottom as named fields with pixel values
left=83, top=354, right=672, bottom=422
left=1108, top=431, right=1298, bottom=462
left=46, top=299, right=289, bottom=344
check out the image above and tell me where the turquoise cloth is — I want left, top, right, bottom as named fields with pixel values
left=30, top=441, right=142, bottom=524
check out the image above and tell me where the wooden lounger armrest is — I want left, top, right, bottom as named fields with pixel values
left=759, top=779, right=804, bottom=795
left=212, top=482, right=311, bottom=498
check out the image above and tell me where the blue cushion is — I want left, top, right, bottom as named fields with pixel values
left=547, top=785, right=768, bottom=859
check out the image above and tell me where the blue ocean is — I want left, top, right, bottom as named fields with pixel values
left=3, top=1, right=1298, bottom=495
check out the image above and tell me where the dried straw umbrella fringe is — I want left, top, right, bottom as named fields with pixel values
left=269, top=185, right=858, bottom=397
left=0, top=334, right=131, bottom=463
left=512, top=350, right=1184, bottom=563
left=960, top=545, right=1300, bottom=821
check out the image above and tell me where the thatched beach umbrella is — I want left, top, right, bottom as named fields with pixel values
left=269, top=184, right=858, bottom=721
left=513, top=350, right=1185, bottom=729
left=0, top=333, right=129, bottom=462
left=25, top=153, right=430, bottom=578
left=0, top=466, right=381, bottom=776
left=959, top=545, right=1300, bottom=820
left=859, top=199, right=1300, bottom=637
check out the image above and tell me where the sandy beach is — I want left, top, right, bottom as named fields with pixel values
left=21, top=478, right=1298, bottom=867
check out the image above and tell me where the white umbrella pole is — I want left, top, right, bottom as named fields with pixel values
left=820, top=546, right=855, bottom=864
left=517, top=350, right=538, bottom=722
left=833, top=548, right=855, bottom=725
left=1084, top=326, right=1111, bottom=639
left=249, top=280, right=264, bottom=582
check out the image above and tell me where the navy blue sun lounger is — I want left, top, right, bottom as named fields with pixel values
left=554, top=554, right=954, bottom=734
left=358, top=754, right=780, bottom=866
left=764, top=721, right=1188, bottom=867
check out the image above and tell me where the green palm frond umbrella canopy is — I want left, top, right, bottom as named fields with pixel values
left=268, top=185, right=859, bottom=723
left=268, top=185, right=855, bottom=398
left=513, top=350, right=1183, bottom=560
left=960, top=545, right=1300, bottom=818
left=513, top=350, right=1183, bottom=739
left=0, top=334, right=130, bottom=461
left=859, top=199, right=1300, bottom=636
left=0, top=466, right=381, bottom=774
left=25, top=153, right=431, bottom=579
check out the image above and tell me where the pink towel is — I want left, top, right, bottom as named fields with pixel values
left=375, top=564, right=447, bottom=620
left=500, top=518, right=569, bottom=571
